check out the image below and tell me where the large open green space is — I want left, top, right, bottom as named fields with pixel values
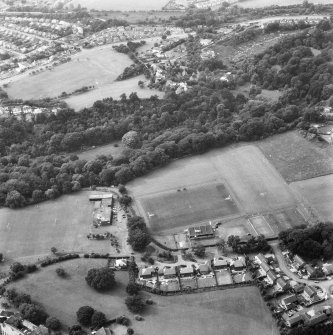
left=139, top=183, right=239, bottom=233
left=0, top=190, right=111, bottom=262
left=10, top=260, right=278, bottom=335
left=130, top=144, right=298, bottom=233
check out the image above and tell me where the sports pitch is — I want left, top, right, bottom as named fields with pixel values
left=130, top=145, right=298, bottom=234
left=138, top=183, right=239, bottom=233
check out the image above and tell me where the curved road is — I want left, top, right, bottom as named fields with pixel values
left=271, top=242, right=333, bottom=294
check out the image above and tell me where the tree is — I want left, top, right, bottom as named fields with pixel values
left=85, top=268, right=115, bottom=290
left=122, top=131, right=140, bottom=149
left=127, top=229, right=150, bottom=252
left=126, top=283, right=140, bottom=296
left=76, top=306, right=94, bottom=326
left=125, top=295, right=145, bottom=313
left=5, top=190, right=25, bottom=208
left=216, top=239, right=226, bottom=253
left=69, top=325, right=86, bottom=335
left=19, top=303, right=48, bottom=325
left=51, top=247, right=57, bottom=254
left=46, top=317, right=61, bottom=331
left=119, top=195, right=132, bottom=207
left=91, top=311, right=106, bottom=328
left=0, top=253, right=3, bottom=262
left=10, top=262, right=25, bottom=274
left=193, top=245, right=205, bottom=258
left=56, top=268, right=66, bottom=278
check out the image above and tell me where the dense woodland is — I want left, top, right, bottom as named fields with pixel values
left=279, top=223, right=333, bottom=260
left=0, top=19, right=332, bottom=208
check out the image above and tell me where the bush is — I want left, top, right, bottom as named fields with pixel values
left=125, top=295, right=145, bottom=313
left=76, top=306, right=94, bottom=326
left=193, top=245, right=205, bottom=258
left=46, top=317, right=61, bottom=331
left=85, top=268, right=115, bottom=291
left=126, top=283, right=140, bottom=296
left=10, top=262, right=25, bottom=274
left=26, top=264, right=38, bottom=273
left=56, top=268, right=66, bottom=278
left=19, top=303, right=48, bottom=325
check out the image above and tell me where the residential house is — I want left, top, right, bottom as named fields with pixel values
left=305, top=264, right=315, bottom=277
left=163, top=267, right=177, bottom=279
left=179, top=266, right=194, bottom=278
left=290, top=281, right=304, bottom=294
left=303, top=286, right=317, bottom=301
left=213, top=258, right=228, bottom=270
left=198, top=264, right=210, bottom=275
left=276, top=278, right=289, bottom=291
left=294, top=255, right=306, bottom=269
left=304, top=310, right=328, bottom=326
left=260, top=262, right=271, bottom=273
left=255, top=253, right=267, bottom=265
left=0, top=317, right=38, bottom=335
left=232, top=258, right=246, bottom=271
left=92, top=327, right=112, bottom=335
left=281, top=294, right=298, bottom=310
left=266, top=270, right=277, bottom=284
left=323, top=264, right=333, bottom=275
left=139, top=267, right=155, bottom=280
left=282, top=313, right=304, bottom=327
left=114, top=259, right=127, bottom=270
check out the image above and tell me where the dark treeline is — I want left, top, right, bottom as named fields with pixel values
left=0, top=21, right=332, bottom=208
left=279, top=223, right=333, bottom=260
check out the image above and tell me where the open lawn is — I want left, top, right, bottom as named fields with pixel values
left=138, top=183, right=239, bottom=233
left=8, top=258, right=129, bottom=327
left=257, top=131, right=333, bottom=182
left=76, top=142, right=124, bottom=161
left=137, top=286, right=278, bottom=335
left=5, top=46, right=133, bottom=101
left=290, top=174, right=333, bottom=222
left=10, top=263, right=277, bottom=335
left=64, top=75, right=164, bottom=111
left=130, top=144, right=297, bottom=232
left=0, top=190, right=114, bottom=262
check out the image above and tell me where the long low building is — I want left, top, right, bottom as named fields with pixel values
left=187, top=224, right=214, bottom=239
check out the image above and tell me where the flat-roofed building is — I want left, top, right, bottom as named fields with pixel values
left=187, top=225, right=214, bottom=239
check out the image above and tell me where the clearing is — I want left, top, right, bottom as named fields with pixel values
left=64, top=75, right=164, bottom=111
left=5, top=46, right=133, bottom=100
left=290, top=174, right=333, bottom=222
left=130, top=144, right=297, bottom=233
left=257, top=131, right=333, bottom=183
left=76, top=142, right=124, bottom=161
left=0, top=190, right=122, bottom=262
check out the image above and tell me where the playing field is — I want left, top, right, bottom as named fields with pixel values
left=130, top=144, right=297, bottom=233
left=249, top=215, right=275, bottom=237
left=0, top=190, right=113, bottom=262
left=138, top=183, right=239, bottom=233
left=290, top=174, right=333, bottom=222
left=5, top=46, right=133, bottom=100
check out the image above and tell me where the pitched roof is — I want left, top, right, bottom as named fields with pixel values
left=233, top=258, right=246, bottom=268
left=260, top=262, right=271, bottom=273
left=294, top=255, right=305, bottom=266
left=188, top=225, right=213, bottom=238
left=304, top=285, right=317, bottom=297
left=305, top=264, right=315, bottom=274
left=324, top=264, right=333, bottom=274
left=180, top=266, right=194, bottom=275
left=277, top=278, right=287, bottom=288
left=256, top=253, right=267, bottom=264
left=163, top=267, right=176, bottom=276
left=267, top=270, right=277, bottom=281
left=282, top=313, right=303, bottom=326
left=214, top=258, right=228, bottom=266
left=282, top=294, right=298, bottom=305
left=198, top=264, right=210, bottom=273
left=139, top=267, right=154, bottom=277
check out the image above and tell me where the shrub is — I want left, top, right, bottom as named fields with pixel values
left=76, top=306, right=94, bottom=326
left=125, top=295, right=145, bottom=313
left=46, top=317, right=61, bottom=331
left=91, top=311, right=106, bottom=328
left=126, top=283, right=140, bottom=296
left=56, top=268, right=66, bottom=278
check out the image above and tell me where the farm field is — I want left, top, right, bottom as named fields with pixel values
left=0, top=190, right=113, bottom=262
left=238, top=0, right=332, bottom=8
left=130, top=144, right=297, bottom=233
left=8, top=259, right=129, bottom=327
left=257, top=131, right=333, bottom=182
left=136, top=287, right=278, bottom=335
left=76, top=141, right=124, bottom=161
left=64, top=75, right=164, bottom=111
left=138, top=183, right=239, bottom=233
left=290, top=174, right=333, bottom=222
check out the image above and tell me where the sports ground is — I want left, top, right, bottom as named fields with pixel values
left=130, top=145, right=299, bottom=235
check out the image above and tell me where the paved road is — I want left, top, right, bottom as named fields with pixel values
left=271, top=242, right=333, bottom=294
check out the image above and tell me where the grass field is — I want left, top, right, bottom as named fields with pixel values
left=138, top=183, right=239, bottom=233
left=290, top=174, right=333, bottom=222
left=257, top=131, right=333, bottom=182
left=8, top=258, right=129, bottom=327
left=238, top=0, right=332, bottom=8
left=10, top=262, right=278, bottom=335
left=0, top=190, right=113, bottom=262
left=5, top=46, right=134, bottom=100
left=136, top=287, right=278, bottom=335
left=130, top=145, right=297, bottom=233
left=64, top=75, right=164, bottom=111
left=76, top=142, right=124, bottom=161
